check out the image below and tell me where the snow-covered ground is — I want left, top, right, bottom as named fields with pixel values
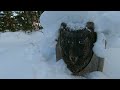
left=0, top=11, right=120, bottom=79
left=0, top=31, right=87, bottom=79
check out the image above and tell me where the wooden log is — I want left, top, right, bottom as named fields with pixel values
left=56, top=42, right=104, bottom=76
left=77, top=54, right=104, bottom=76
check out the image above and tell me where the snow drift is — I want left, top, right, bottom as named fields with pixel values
left=0, top=11, right=120, bottom=79
left=40, top=11, right=120, bottom=79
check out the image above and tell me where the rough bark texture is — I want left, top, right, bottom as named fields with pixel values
left=56, top=43, right=104, bottom=76
left=56, top=21, right=104, bottom=75
left=77, top=54, right=104, bottom=76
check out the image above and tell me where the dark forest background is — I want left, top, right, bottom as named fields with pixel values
left=0, top=11, right=44, bottom=33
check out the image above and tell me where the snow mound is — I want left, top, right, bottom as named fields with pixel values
left=40, top=11, right=120, bottom=58
left=1, top=11, right=120, bottom=79
left=85, top=71, right=109, bottom=79
left=40, top=11, right=88, bottom=28
left=39, top=11, right=120, bottom=78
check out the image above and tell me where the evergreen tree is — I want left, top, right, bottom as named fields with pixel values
left=0, top=11, right=43, bottom=32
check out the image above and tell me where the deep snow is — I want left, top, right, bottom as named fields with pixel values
left=0, top=11, right=120, bottom=79
left=40, top=11, right=120, bottom=79
left=0, top=31, right=107, bottom=79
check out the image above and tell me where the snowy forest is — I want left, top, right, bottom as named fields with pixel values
left=0, top=11, right=43, bottom=32
left=0, top=11, right=120, bottom=79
